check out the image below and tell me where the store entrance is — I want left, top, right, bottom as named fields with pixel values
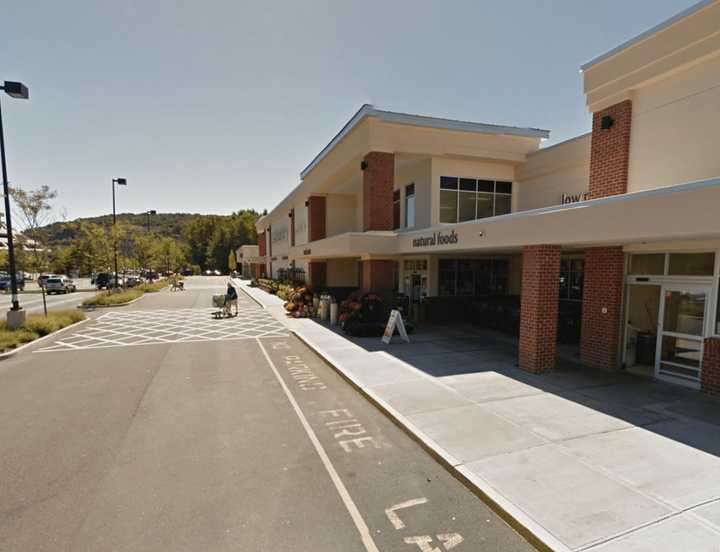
left=625, top=281, right=710, bottom=387
left=657, top=283, right=710, bottom=387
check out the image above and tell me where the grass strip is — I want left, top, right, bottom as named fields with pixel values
left=0, top=309, right=86, bottom=353
left=82, top=278, right=168, bottom=306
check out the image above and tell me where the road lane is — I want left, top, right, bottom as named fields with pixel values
left=0, top=276, right=535, bottom=551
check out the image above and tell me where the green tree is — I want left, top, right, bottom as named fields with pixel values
left=228, top=249, right=237, bottom=271
left=10, top=185, right=58, bottom=274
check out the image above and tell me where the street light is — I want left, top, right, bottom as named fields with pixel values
left=0, top=81, right=29, bottom=328
left=112, top=177, right=127, bottom=288
left=146, top=209, right=156, bottom=232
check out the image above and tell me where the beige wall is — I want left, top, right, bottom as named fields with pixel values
left=396, top=158, right=432, bottom=230
left=628, top=53, right=720, bottom=192
left=430, top=157, right=516, bottom=225
left=515, top=134, right=591, bottom=211
left=326, top=194, right=359, bottom=237
left=326, top=258, right=359, bottom=286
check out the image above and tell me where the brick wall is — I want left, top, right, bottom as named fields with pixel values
left=589, top=99, right=632, bottom=199
left=519, top=245, right=561, bottom=374
left=361, top=259, right=395, bottom=300
left=308, top=196, right=326, bottom=242
left=309, top=261, right=327, bottom=290
left=258, top=231, right=266, bottom=257
left=362, top=152, right=394, bottom=231
left=702, top=337, right=720, bottom=395
left=580, top=247, right=625, bottom=370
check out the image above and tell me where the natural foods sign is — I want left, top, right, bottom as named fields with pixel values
left=412, top=230, right=459, bottom=248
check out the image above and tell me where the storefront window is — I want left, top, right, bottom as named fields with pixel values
left=560, top=258, right=584, bottom=301
left=393, top=190, right=400, bottom=230
left=458, top=179, right=477, bottom=222
left=438, top=258, right=509, bottom=296
left=405, top=183, right=416, bottom=228
left=440, top=177, right=458, bottom=223
left=668, top=252, right=715, bottom=276
left=629, top=254, right=665, bottom=275
left=440, top=176, right=513, bottom=223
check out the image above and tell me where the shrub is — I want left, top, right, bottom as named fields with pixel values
left=0, top=309, right=87, bottom=352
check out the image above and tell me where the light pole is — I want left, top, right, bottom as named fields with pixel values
left=0, top=81, right=29, bottom=328
left=112, top=177, right=126, bottom=288
left=146, top=209, right=156, bottom=232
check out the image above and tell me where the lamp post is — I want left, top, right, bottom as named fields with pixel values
left=146, top=209, right=156, bottom=232
left=112, top=178, right=127, bottom=288
left=0, top=81, right=29, bottom=328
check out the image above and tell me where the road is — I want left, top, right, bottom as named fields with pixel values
left=0, top=289, right=97, bottom=313
left=0, top=276, right=534, bottom=551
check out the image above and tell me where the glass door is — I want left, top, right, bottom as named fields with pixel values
left=656, top=284, right=710, bottom=386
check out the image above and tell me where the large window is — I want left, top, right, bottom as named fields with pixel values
left=559, top=258, right=584, bottom=301
left=440, top=176, right=512, bottom=223
left=438, top=259, right=509, bottom=296
left=393, top=190, right=400, bottom=230
left=628, top=252, right=716, bottom=277
left=405, top=183, right=415, bottom=228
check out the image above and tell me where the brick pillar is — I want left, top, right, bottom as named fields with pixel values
left=362, top=152, right=394, bottom=231
left=308, top=196, right=326, bottom=242
left=580, top=247, right=625, bottom=370
left=519, top=245, right=561, bottom=374
left=589, top=99, right=632, bottom=199
left=308, top=261, right=327, bottom=290
left=702, top=337, right=720, bottom=395
left=361, top=260, right=395, bottom=298
left=258, top=231, right=266, bottom=257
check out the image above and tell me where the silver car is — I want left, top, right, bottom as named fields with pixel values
left=45, top=276, right=77, bottom=294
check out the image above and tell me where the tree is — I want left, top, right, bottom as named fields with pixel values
left=67, top=222, right=112, bottom=276
left=9, top=185, right=58, bottom=274
left=228, top=249, right=237, bottom=272
left=153, top=237, right=187, bottom=274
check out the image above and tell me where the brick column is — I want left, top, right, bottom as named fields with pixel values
left=589, top=99, right=632, bottom=199
left=702, top=337, right=720, bottom=395
left=258, top=231, right=266, bottom=257
left=308, top=261, right=327, bottom=290
left=361, top=260, right=395, bottom=299
left=362, top=152, right=394, bottom=231
left=580, top=247, right=625, bottom=370
left=308, top=196, right=326, bottom=242
left=519, top=245, right=561, bottom=374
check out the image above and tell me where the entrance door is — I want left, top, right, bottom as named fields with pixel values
left=656, top=283, right=710, bottom=386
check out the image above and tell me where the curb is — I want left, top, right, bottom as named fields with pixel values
left=0, top=317, right=91, bottom=360
left=77, top=293, right=147, bottom=310
left=290, top=329, right=568, bottom=552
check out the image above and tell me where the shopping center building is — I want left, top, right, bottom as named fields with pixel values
left=255, top=0, right=720, bottom=393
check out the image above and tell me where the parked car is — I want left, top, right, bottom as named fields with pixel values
left=46, top=276, right=77, bottom=294
left=181, top=268, right=193, bottom=276
left=94, top=272, right=121, bottom=289
left=214, top=269, right=222, bottom=276
left=126, top=276, right=142, bottom=288
left=38, top=274, right=54, bottom=288
left=0, top=273, right=25, bottom=291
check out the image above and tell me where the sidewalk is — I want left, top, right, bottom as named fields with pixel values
left=237, top=281, right=720, bottom=551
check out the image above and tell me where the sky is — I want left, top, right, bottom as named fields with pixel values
left=3, top=0, right=696, bottom=221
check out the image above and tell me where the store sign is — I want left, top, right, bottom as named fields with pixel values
left=561, top=191, right=590, bottom=204
left=412, top=230, right=459, bottom=248
left=382, top=309, right=410, bottom=344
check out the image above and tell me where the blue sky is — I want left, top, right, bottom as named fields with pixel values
left=3, top=0, right=694, bottom=221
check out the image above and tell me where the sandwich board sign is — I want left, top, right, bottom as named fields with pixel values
left=382, top=309, right=410, bottom=344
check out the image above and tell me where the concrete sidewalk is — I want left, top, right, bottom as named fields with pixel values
left=237, top=281, right=720, bottom=551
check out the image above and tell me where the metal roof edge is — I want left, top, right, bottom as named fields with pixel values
left=580, top=0, right=716, bottom=71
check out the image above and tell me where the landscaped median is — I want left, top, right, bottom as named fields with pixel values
left=81, top=279, right=169, bottom=308
left=0, top=309, right=86, bottom=353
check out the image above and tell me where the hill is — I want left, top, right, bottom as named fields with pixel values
left=34, top=212, right=229, bottom=247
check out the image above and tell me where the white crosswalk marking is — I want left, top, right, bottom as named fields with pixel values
left=35, top=308, right=288, bottom=352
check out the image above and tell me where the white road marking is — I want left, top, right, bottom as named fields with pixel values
left=385, top=497, right=429, bottom=530
left=35, top=308, right=288, bottom=352
left=436, top=533, right=464, bottom=550
left=256, top=338, right=380, bottom=552
left=404, top=536, right=441, bottom=552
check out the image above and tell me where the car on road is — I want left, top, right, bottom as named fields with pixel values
left=95, top=272, right=122, bottom=289
left=45, top=276, right=77, bottom=294
left=0, top=273, right=26, bottom=291
left=38, top=274, right=54, bottom=288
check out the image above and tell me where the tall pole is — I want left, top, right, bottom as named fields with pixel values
left=0, top=96, right=20, bottom=311
left=112, top=179, right=118, bottom=287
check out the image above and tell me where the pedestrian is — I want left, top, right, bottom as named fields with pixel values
left=225, top=282, right=238, bottom=316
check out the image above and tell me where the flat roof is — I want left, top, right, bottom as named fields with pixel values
left=581, top=0, right=715, bottom=71
left=299, top=104, right=550, bottom=179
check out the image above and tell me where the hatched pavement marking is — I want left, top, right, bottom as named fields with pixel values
left=35, top=308, right=288, bottom=352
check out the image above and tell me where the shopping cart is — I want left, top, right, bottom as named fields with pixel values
left=212, top=294, right=234, bottom=319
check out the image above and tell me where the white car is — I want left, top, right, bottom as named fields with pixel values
left=45, top=276, right=77, bottom=294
